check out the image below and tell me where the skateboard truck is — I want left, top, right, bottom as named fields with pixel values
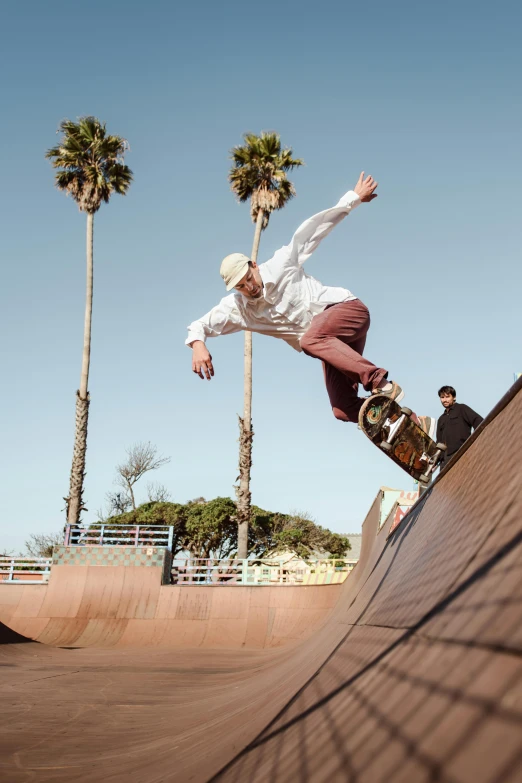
left=418, top=442, right=446, bottom=484
left=379, top=406, right=414, bottom=452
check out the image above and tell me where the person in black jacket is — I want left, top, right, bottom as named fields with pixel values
left=436, top=385, right=483, bottom=466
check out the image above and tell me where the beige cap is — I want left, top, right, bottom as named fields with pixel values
left=220, top=252, right=250, bottom=291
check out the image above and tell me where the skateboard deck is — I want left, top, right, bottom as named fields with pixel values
left=358, top=394, right=445, bottom=484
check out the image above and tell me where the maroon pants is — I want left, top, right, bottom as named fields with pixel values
left=301, top=300, right=388, bottom=423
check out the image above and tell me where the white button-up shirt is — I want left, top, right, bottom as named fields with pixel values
left=186, top=190, right=361, bottom=353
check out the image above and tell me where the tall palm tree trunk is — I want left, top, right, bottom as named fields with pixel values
left=66, top=212, right=94, bottom=526
left=236, top=209, right=264, bottom=558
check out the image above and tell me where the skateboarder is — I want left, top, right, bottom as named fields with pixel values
left=436, top=386, right=483, bottom=466
left=186, top=173, right=423, bottom=427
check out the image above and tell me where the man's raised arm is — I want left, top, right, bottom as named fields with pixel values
left=288, top=172, right=378, bottom=266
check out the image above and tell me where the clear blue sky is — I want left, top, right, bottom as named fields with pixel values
left=1, top=0, right=520, bottom=553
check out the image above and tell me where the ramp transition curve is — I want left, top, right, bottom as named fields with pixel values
left=1, top=378, right=521, bottom=782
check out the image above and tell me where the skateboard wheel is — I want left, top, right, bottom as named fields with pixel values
left=380, top=441, right=393, bottom=453
left=400, top=406, right=412, bottom=416
left=419, top=473, right=430, bottom=484
left=436, top=443, right=447, bottom=451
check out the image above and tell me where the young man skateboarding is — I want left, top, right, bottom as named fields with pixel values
left=186, top=173, right=429, bottom=429
left=436, top=386, right=483, bottom=466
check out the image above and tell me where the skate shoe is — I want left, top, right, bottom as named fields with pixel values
left=372, top=380, right=404, bottom=404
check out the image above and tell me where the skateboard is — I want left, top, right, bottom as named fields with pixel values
left=358, top=394, right=446, bottom=484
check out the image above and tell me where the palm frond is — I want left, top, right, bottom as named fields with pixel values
left=228, top=131, right=303, bottom=226
left=46, top=116, right=133, bottom=212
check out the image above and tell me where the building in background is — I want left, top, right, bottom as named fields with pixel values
left=377, top=486, right=420, bottom=534
left=342, top=534, right=362, bottom=571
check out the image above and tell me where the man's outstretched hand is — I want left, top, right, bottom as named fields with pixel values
left=354, top=172, right=378, bottom=202
left=191, top=341, right=214, bottom=380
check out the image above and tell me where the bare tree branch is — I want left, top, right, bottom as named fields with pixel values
left=94, top=506, right=107, bottom=523
left=146, top=482, right=172, bottom=503
left=25, top=532, right=63, bottom=558
left=105, top=491, right=133, bottom=516
left=115, top=442, right=171, bottom=510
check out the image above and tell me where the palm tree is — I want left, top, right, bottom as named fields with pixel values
left=46, top=117, right=133, bottom=527
left=229, top=131, right=303, bottom=558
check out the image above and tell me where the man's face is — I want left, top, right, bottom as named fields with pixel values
left=234, top=262, right=263, bottom=298
left=440, top=393, right=456, bottom=409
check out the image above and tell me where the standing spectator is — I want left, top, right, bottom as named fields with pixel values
left=436, top=386, right=483, bottom=467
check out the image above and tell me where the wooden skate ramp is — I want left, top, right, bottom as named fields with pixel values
left=1, top=379, right=521, bottom=783
left=0, top=572, right=342, bottom=649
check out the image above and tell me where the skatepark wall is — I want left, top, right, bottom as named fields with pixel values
left=0, top=540, right=343, bottom=649
left=0, top=475, right=411, bottom=652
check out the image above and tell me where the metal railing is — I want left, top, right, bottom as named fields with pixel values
left=172, top=558, right=245, bottom=585
left=0, top=551, right=352, bottom=587
left=65, top=524, right=174, bottom=550
left=171, top=558, right=351, bottom=585
left=0, top=557, right=52, bottom=583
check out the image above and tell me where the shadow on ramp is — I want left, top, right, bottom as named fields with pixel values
left=0, top=620, right=32, bottom=645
